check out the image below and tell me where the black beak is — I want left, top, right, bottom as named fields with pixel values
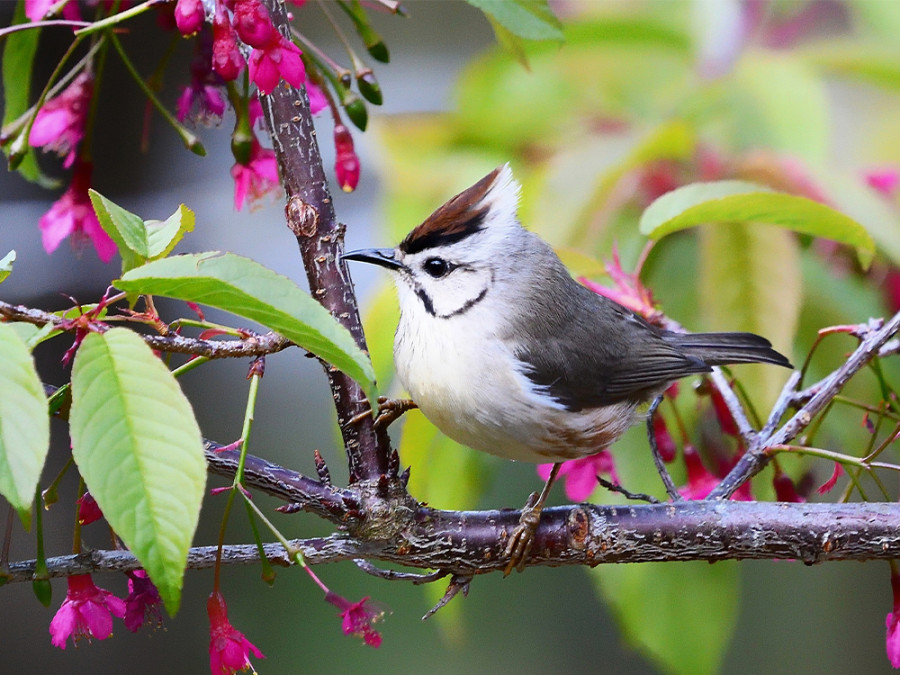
left=341, top=247, right=403, bottom=270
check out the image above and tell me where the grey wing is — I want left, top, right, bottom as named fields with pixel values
left=510, top=280, right=710, bottom=412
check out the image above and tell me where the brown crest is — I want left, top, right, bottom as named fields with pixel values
left=399, top=167, right=502, bottom=255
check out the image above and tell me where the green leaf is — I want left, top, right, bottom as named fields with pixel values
left=802, top=42, right=900, bottom=93
left=728, top=55, right=829, bottom=165
left=0, top=323, right=49, bottom=527
left=116, top=253, right=377, bottom=402
left=145, top=204, right=195, bottom=259
left=592, top=561, right=740, bottom=675
left=88, top=189, right=150, bottom=271
left=483, top=14, right=531, bottom=68
left=1, top=2, right=57, bottom=187
left=698, top=223, right=801, bottom=406
left=69, top=328, right=206, bottom=614
left=639, top=180, right=876, bottom=268
left=466, top=0, right=563, bottom=42
left=398, top=411, right=495, bottom=511
left=0, top=250, right=15, bottom=283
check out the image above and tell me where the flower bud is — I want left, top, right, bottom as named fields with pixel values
left=343, top=94, right=368, bottom=131
left=334, top=124, right=359, bottom=192
left=212, top=3, right=245, bottom=81
left=357, top=70, right=383, bottom=106
left=174, top=0, right=205, bottom=36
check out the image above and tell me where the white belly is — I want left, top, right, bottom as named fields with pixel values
left=394, top=307, right=637, bottom=463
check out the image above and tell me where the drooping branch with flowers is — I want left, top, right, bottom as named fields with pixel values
left=4, top=1, right=900, bottom=673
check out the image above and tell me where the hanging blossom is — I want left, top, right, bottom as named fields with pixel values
left=28, top=70, right=93, bottom=169
left=76, top=491, right=102, bottom=525
left=124, top=570, right=164, bottom=633
left=887, top=566, right=900, bottom=668
left=177, top=30, right=227, bottom=125
left=49, top=574, right=126, bottom=648
left=39, top=161, right=117, bottom=262
left=212, top=1, right=245, bottom=81
left=333, top=123, right=359, bottom=192
left=324, top=592, right=385, bottom=647
left=538, top=451, right=619, bottom=502
left=25, top=0, right=81, bottom=22
left=208, top=590, right=264, bottom=675
left=231, top=140, right=279, bottom=210
left=231, top=0, right=305, bottom=95
left=174, top=0, right=205, bottom=36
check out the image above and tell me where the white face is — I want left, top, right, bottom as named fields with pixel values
left=393, top=240, right=496, bottom=319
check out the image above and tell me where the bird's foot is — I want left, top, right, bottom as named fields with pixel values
left=503, top=491, right=542, bottom=576
left=347, top=397, right=418, bottom=429
left=374, top=397, right=418, bottom=430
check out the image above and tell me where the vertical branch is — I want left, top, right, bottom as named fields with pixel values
left=258, top=0, right=390, bottom=482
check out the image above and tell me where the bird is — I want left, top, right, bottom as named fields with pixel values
left=342, top=164, right=792, bottom=573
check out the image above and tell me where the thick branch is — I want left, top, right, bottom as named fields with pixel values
left=259, top=0, right=390, bottom=482
left=7, top=501, right=900, bottom=582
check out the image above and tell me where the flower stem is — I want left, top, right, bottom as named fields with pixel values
left=107, top=31, right=206, bottom=156
left=73, top=0, right=164, bottom=36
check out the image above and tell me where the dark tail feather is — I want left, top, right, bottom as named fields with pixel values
left=666, top=332, right=793, bottom=369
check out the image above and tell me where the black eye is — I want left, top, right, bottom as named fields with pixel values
left=423, top=257, right=451, bottom=278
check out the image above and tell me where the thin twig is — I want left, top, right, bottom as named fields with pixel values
left=646, top=395, right=682, bottom=501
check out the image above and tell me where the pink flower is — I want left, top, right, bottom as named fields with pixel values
left=232, top=0, right=274, bottom=48
left=248, top=34, right=305, bottom=95
left=679, top=444, right=719, bottom=500
left=652, top=414, right=677, bottom=463
left=212, top=1, right=245, bottom=82
left=538, top=451, right=618, bottom=502
left=175, top=0, right=205, bottom=36
left=708, top=383, right=739, bottom=436
left=178, top=32, right=227, bottom=124
left=325, top=592, right=385, bottom=647
left=231, top=140, right=280, bottom=210
left=866, top=168, right=900, bottom=199
left=25, top=0, right=81, bottom=21
left=887, top=568, right=900, bottom=667
left=772, top=468, right=804, bottom=503
left=49, top=574, right=126, bottom=648
left=579, top=246, right=658, bottom=321
left=208, top=590, right=264, bottom=675
left=76, top=491, right=103, bottom=525
left=333, top=124, right=359, bottom=192
left=29, top=71, right=93, bottom=169
left=39, top=161, right=117, bottom=262
left=817, top=462, right=844, bottom=495
left=306, top=79, right=327, bottom=115
left=124, top=571, right=163, bottom=632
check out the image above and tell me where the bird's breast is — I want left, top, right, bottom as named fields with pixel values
left=393, top=310, right=638, bottom=462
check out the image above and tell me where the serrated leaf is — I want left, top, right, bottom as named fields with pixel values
left=116, top=253, right=376, bottom=402
left=592, top=561, right=739, bottom=675
left=69, top=328, right=205, bottom=614
left=88, top=189, right=148, bottom=272
left=0, top=323, right=49, bottom=527
left=639, top=180, right=875, bottom=268
left=466, top=0, right=563, bottom=42
left=145, top=204, right=195, bottom=259
left=484, top=14, right=531, bottom=68
left=0, top=250, right=15, bottom=283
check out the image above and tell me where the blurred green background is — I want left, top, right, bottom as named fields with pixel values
left=3, top=1, right=900, bottom=673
